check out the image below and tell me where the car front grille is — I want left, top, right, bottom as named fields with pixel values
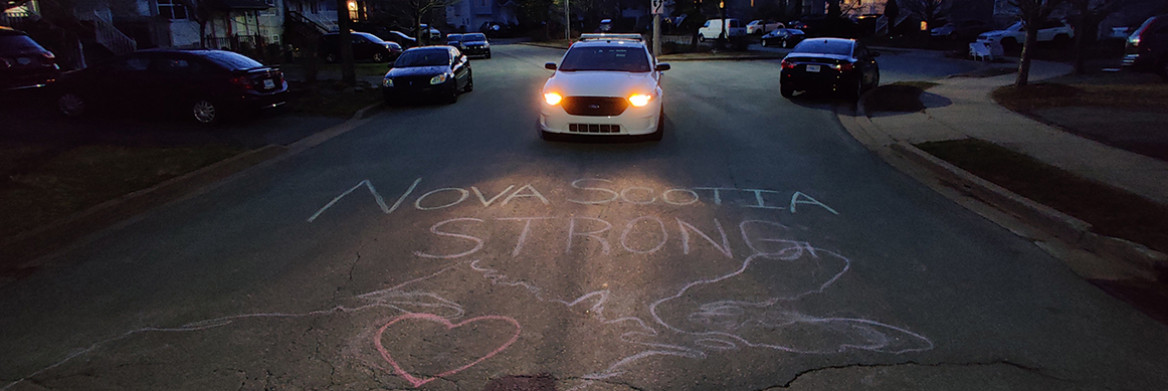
left=562, top=96, right=628, bottom=116
left=569, top=123, right=622, bottom=133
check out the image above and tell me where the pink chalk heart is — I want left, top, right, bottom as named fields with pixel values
left=375, top=313, right=521, bottom=387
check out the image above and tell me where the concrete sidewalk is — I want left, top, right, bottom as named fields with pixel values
left=852, top=60, right=1168, bottom=206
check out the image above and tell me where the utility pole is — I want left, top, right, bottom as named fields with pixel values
left=651, top=0, right=663, bottom=56
left=565, top=0, right=571, bottom=40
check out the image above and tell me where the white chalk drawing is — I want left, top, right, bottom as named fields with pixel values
left=4, top=176, right=928, bottom=391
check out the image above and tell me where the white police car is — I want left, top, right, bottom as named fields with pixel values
left=539, top=34, right=670, bottom=140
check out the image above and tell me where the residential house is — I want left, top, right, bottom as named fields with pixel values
left=446, top=0, right=516, bottom=33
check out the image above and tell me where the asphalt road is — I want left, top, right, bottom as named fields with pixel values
left=2, top=44, right=1167, bottom=391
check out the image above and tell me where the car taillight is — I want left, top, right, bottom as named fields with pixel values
left=781, top=60, right=795, bottom=69
left=230, top=75, right=254, bottom=90
left=837, top=62, right=854, bottom=72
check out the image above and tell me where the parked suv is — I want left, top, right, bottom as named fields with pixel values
left=1123, top=14, right=1168, bottom=79
left=976, top=20, right=1073, bottom=51
left=0, top=26, right=60, bottom=92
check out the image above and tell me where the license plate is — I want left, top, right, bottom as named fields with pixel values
left=263, top=79, right=276, bottom=89
left=805, top=64, right=821, bottom=73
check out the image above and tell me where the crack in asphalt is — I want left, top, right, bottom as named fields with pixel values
left=760, top=360, right=1081, bottom=390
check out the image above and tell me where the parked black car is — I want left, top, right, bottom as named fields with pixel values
left=0, top=26, right=60, bottom=92
left=780, top=38, right=879, bottom=99
left=319, top=32, right=402, bottom=63
left=760, top=28, right=805, bottom=48
left=381, top=46, right=473, bottom=104
left=55, top=49, right=288, bottom=124
left=1124, top=14, right=1168, bottom=80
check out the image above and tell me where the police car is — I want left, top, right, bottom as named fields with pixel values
left=538, top=34, right=670, bottom=140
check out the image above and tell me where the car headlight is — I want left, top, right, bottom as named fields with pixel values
left=544, top=92, right=562, bottom=105
left=482, top=42, right=490, bottom=48
left=383, top=78, right=393, bottom=87
left=628, top=93, right=652, bottom=107
left=430, top=73, right=448, bottom=85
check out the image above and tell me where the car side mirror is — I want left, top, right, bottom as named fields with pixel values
left=461, top=55, right=468, bottom=63
left=656, top=63, right=671, bottom=71
left=545, top=62, right=557, bottom=70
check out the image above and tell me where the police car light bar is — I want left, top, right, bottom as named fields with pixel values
left=578, top=33, right=644, bottom=42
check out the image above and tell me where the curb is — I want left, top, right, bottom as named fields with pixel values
left=0, top=101, right=384, bottom=275
left=839, top=90, right=1167, bottom=280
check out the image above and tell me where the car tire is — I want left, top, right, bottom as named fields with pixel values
left=57, top=92, right=87, bottom=118
left=761, top=39, right=769, bottom=47
left=846, top=78, right=863, bottom=100
left=486, top=51, right=492, bottom=59
left=191, top=98, right=222, bottom=125
left=780, top=85, right=794, bottom=98
left=445, top=83, right=459, bottom=104
left=698, top=34, right=706, bottom=42
left=1001, top=38, right=1018, bottom=53
left=464, top=72, right=474, bottom=92
left=647, top=109, right=664, bottom=141
left=1053, top=34, right=1070, bottom=47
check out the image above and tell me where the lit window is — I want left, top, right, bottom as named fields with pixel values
left=158, top=0, right=188, bottom=19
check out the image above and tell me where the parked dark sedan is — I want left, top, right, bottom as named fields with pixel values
left=1124, top=14, right=1168, bottom=80
left=55, top=49, right=288, bottom=124
left=760, top=28, right=805, bottom=48
left=780, top=38, right=879, bottom=99
left=382, top=30, right=419, bottom=49
left=381, top=46, right=473, bottom=104
left=320, top=32, right=402, bottom=63
left=0, top=26, right=60, bottom=92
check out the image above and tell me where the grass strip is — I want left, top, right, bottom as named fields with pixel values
left=0, top=145, right=241, bottom=240
left=993, top=81, right=1168, bottom=112
left=916, top=138, right=1168, bottom=254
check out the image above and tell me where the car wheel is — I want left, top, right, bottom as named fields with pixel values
left=698, top=34, right=706, bottom=42
left=373, top=52, right=386, bottom=62
left=58, top=92, right=87, bottom=118
left=464, top=72, right=474, bottom=92
left=486, top=51, right=492, bottom=59
left=1001, top=38, right=1018, bottom=52
left=780, top=84, right=794, bottom=98
left=1052, top=34, right=1070, bottom=47
left=846, top=78, right=863, bottom=100
left=761, top=39, right=769, bottom=47
left=325, top=53, right=338, bottom=63
left=445, top=83, right=459, bottom=104
left=647, top=108, right=664, bottom=141
left=191, top=99, right=221, bottom=125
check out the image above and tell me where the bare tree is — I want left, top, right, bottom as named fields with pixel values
left=402, top=0, right=460, bottom=42
left=1010, top=0, right=1064, bottom=86
left=1065, top=0, right=1121, bottom=74
left=901, top=0, right=949, bottom=34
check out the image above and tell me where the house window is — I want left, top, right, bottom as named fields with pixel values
left=158, top=0, right=188, bottom=19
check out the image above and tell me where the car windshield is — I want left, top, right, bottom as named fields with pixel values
left=0, top=35, right=46, bottom=52
left=462, top=33, right=487, bottom=42
left=202, top=51, right=264, bottom=70
left=791, top=39, right=852, bottom=56
left=447, top=34, right=464, bottom=41
left=395, top=48, right=449, bottom=67
left=559, top=46, right=651, bottom=72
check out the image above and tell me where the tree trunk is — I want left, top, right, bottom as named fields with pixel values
left=1015, top=27, right=1038, bottom=87
left=336, top=0, right=355, bottom=85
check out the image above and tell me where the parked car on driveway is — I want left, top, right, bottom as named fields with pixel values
left=746, top=19, right=783, bottom=35
left=381, top=46, right=473, bottom=104
left=539, top=34, right=670, bottom=140
left=976, top=20, right=1073, bottom=51
left=1123, top=14, right=1168, bottom=80
left=319, top=32, right=402, bottom=63
left=0, top=26, right=60, bottom=92
left=382, top=30, right=418, bottom=49
left=698, top=18, right=746, bottom=41
left=55, top=49, right=288, bottom=124
left=930, top=20, right=992, bottom=41
left=780, top=38, right=879, bottom=99
left=760, top=28, right=805, bottom=48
